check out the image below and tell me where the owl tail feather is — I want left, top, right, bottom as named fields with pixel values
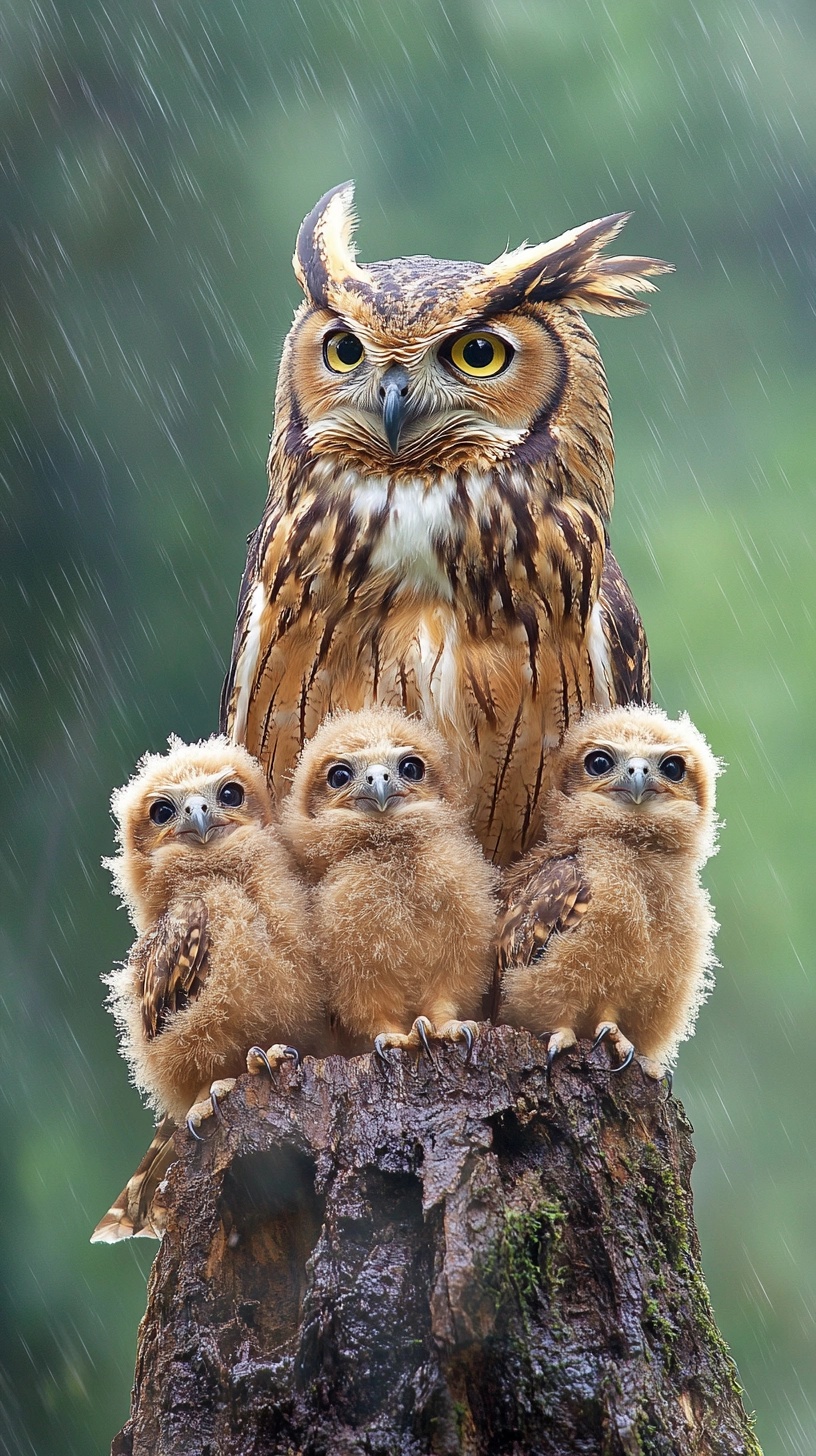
left=91, top=1115, right=177, bottom=1243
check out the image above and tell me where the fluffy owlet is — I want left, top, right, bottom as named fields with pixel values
left=279, top=707, right=499, bottom=1058
left=497, top=706, right=720, bottom=1077
left=92, top=737, right=323, bottom=1242
left=221, top=182, right=672, bottom=865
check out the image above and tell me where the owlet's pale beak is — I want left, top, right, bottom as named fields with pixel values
left=378, top=364, right=410, bottom=453
left=359, top=764, right=400, bottom=812
left=179, top=795, right=214, bottom=841
left=624, top=758, right=652, bottom=804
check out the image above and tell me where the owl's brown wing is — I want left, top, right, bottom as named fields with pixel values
left=597, top=548, right=651, bottom=705
left=488, top=854, right=590, bottom=1019
left=135, top=898, right=210, bottom=1041
left=90, top=1114, right=177, bottom=1243
left=219, top=521, right=265, bottom=736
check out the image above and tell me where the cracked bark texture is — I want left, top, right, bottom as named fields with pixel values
left=112, top=1026, right=761, bottom=1456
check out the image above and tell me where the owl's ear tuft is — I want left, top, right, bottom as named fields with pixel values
left=483, top=214, right=674, bottom=318
left=293, top=181, right=372, bottom=308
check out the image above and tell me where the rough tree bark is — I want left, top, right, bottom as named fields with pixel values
left=112, top=1026, right=761, bottom=1456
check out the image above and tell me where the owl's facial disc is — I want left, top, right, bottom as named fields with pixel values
left=581, top=746, right=692, bottom=806
left=319, top=749, right=429, bottom=815
left=146, top=775, right=251, bottom=846
left=296, top=307, right=562, bottom=470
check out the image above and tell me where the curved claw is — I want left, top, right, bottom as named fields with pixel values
left=610, top=1045, right=635, bottom=1074
left=663, top=1069, right=674, bottom=1096
left=374, top=1034, right=392, bottom=1068
left=415, top=1018, right=434, bottom=1059
left=247, top=1045, right=274, bottom=1078
left=460, top=1024, right=474, bottom=1064
left=210, top=1088, right=224, bottom=1123
left=545, top=1043, right=559, bottom=1081
left=283, top=1046, right=300, bottom=1067
left=591, top=1026, right=610, bottom=1053
left=186, top=1116, right=206, bottom=1142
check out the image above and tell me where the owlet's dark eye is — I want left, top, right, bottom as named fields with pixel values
left=447, top=331, right=511, bottom=378
left=399, top=756, right=425, bottom=782
left=327, top=762, right=354, bottom=789
left=584, top=750, right=615, bottom=777
left=149, top=799, right=176, bottom=825
left=324, top=331, right=365, bottom=373
left=659, top=755, right=686, bottom=783
left=218, top=781, right=245, bottom=808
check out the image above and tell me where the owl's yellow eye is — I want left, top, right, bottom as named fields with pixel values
left=447, top=331, right=510, bottom=378
left=324, top=331, right=365, bottom=373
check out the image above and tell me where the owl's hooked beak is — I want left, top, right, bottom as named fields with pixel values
left=356, top=763, right=402, bottom=812
left=178, top=795, right=215, bottom=841
left=623, top=758, right=652, bottom=804
left=378, top=364, right=410, bottom=453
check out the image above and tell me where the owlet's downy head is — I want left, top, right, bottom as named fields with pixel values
left=280, top=706, right=467, bottom=875
left=107, top=736, right=274, bottom=924
left=546, top=705, right=722, bottom=862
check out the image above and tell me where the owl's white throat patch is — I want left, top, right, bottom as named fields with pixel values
left=348, top=472, right=464, bottom=597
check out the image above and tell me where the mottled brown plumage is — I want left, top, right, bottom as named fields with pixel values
left=279, top=707, right=499, bottom=1056
left=221, top=184, right=668, bottom=865
left=498, top=706, right=721, bottom=1075
left=93, top=737, right=322, bottom=1242
left=136, top=896, right=210, bottom=1040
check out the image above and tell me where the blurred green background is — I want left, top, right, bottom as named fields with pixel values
left=2, top=0, right=814, bottom=1450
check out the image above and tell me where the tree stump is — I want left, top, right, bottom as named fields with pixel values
left=112, top=1026, right=761, bottom=1456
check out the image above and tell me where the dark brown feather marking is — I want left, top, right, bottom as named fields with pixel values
left=500, top=482, right=539, bottom=583
left=467, top=666, right=498, bottom=729
left=497, top=853, right=590, bottom=974
left=370, top=630, right=381, bottom=699
left=486, top=704, right=524, bottom=833
left=259, top=686, right=280, bottom=761
left=559, top=656, right=571, bottom=732
left=330, top=499, right=357, bottom=580
left=598, top=550, right=651, bottom=704
left=137, top=899, right=210, bottom=1041
left=299, top=679, right=309, bottom=747
left=286, top=501, right=324, bottom=576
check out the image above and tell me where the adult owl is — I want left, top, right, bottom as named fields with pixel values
left=221, top=183, right=671, bottom=864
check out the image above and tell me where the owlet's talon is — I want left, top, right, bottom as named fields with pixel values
left=610, top=1045, right=635, bottom=1074
left=432, top=1018, right=480, bottom=1063
left=185, top=1078, right=238, bottom=1139
left=371, top=1018, right=439, bottom=1068
left=636, top=1053, right=668, bottom=1083
left=592, top=1021, right=636, bottom=1073
left=374, top=1034, right=394, bottom=1067
left=414, top=1016, right=435, bottom=1059
left=246, top=1044, right=300, bottom=1077
left=544, top=1026, right=577, bottom=1076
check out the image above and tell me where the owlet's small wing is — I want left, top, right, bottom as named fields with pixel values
left=495, top=852, right=591, bottom=989
left=135, top=898, right=210, bottom=1040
